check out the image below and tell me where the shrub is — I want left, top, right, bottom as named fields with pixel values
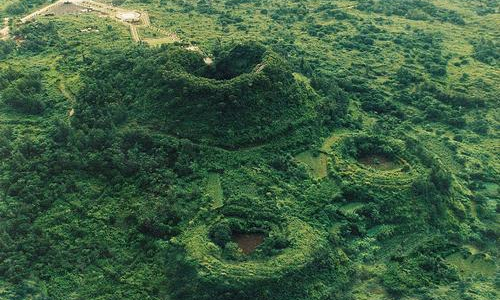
left=0, top=71, right=46, bottom=114
left=472, top=38, right=499, bottom=66
left=430, top=166, right=452, bottom=193
left=209, top=221, right=232, bottom=247
left=0, top=40, right=15, bottom=60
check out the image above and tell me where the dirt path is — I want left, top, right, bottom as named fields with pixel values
left=0, top=18, right=8, bottom=40
left=57, top=79, right=76, bottom=118
left=141, top=12, right=151, bottom=27
left=79, top=1, right=181, bottom=45
left=130, top=25, right=140, bottom=42
left=16, top=0, right=354, bottom=48
left=21, top=0, right=68, bottom=23
left=19, top=0, right=180, bottom=46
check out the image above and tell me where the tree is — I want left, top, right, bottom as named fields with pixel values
left=430, top=166, right=452, bottom=193
left=209, top=221, right=232, bottom=247
left=0, top=40, right=15, bottom=60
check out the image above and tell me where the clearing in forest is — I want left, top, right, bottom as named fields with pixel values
left=339, top=202, right=365, bottom=214
left=357, top=154, right=401, bottom=171
left=206, top=173, right=224, bottom=209
left=295, top=131, right=347, bottom=180
left=446, top=251, right=496, bottom=277
left=295, top=151, right=328, bottom=180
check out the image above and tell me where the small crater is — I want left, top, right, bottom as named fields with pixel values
left=202, top=42, right=266, bottom=80
left=357, top=153, right=400, bottom=171
left=231, top=233, right=265, bottom=254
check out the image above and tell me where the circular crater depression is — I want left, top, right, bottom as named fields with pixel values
left=200, top=42, right=267, bottom=80
left=328, top=134, right=424, bottom=188
left=231, top=233, right=265, bottom=255
left=151, top=42, right=319, bottom=148
left=176, top=218, right=330, bottom=299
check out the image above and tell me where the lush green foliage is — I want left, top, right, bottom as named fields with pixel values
left=0, top=68, right=46, bottom=113
left=74, top=42, right=320, bottom=148
left=472, top=37, right=499, bottom=66
left=0, top=0, right=498, bottom=300
left=356, top=0, right=466, bottom=24
left=3, top=0, right=49, bottom=16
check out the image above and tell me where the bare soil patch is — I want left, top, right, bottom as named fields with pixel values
left=1, top=18, right=9, bottom=40
left=46, top=3, right=90, bottom=16
left=231, top=233, right=264, bottom=254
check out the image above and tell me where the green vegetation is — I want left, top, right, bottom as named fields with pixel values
left=472, top=37, right=499, bottom=66
left=74, top=42, right=319, bottom=148
left=356, top=0, right=466, bottom=24
left=1, top=0, right=49, bottom=16
left=0, top=68, right=46, bottom=113
left=0, top=0, right=498, bottom=300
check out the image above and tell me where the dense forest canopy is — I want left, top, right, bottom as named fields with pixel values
left=0, top=0, right=498, bottom=299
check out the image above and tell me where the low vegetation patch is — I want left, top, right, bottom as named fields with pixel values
left=0, top=1, right=497, bottom=299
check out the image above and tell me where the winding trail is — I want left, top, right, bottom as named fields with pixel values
left=57, top=78, right=77, bottom=120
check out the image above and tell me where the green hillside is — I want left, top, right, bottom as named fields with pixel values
left=0, top=0, right=498, bottom=300
left=74, top=42, right=319, bottom=148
